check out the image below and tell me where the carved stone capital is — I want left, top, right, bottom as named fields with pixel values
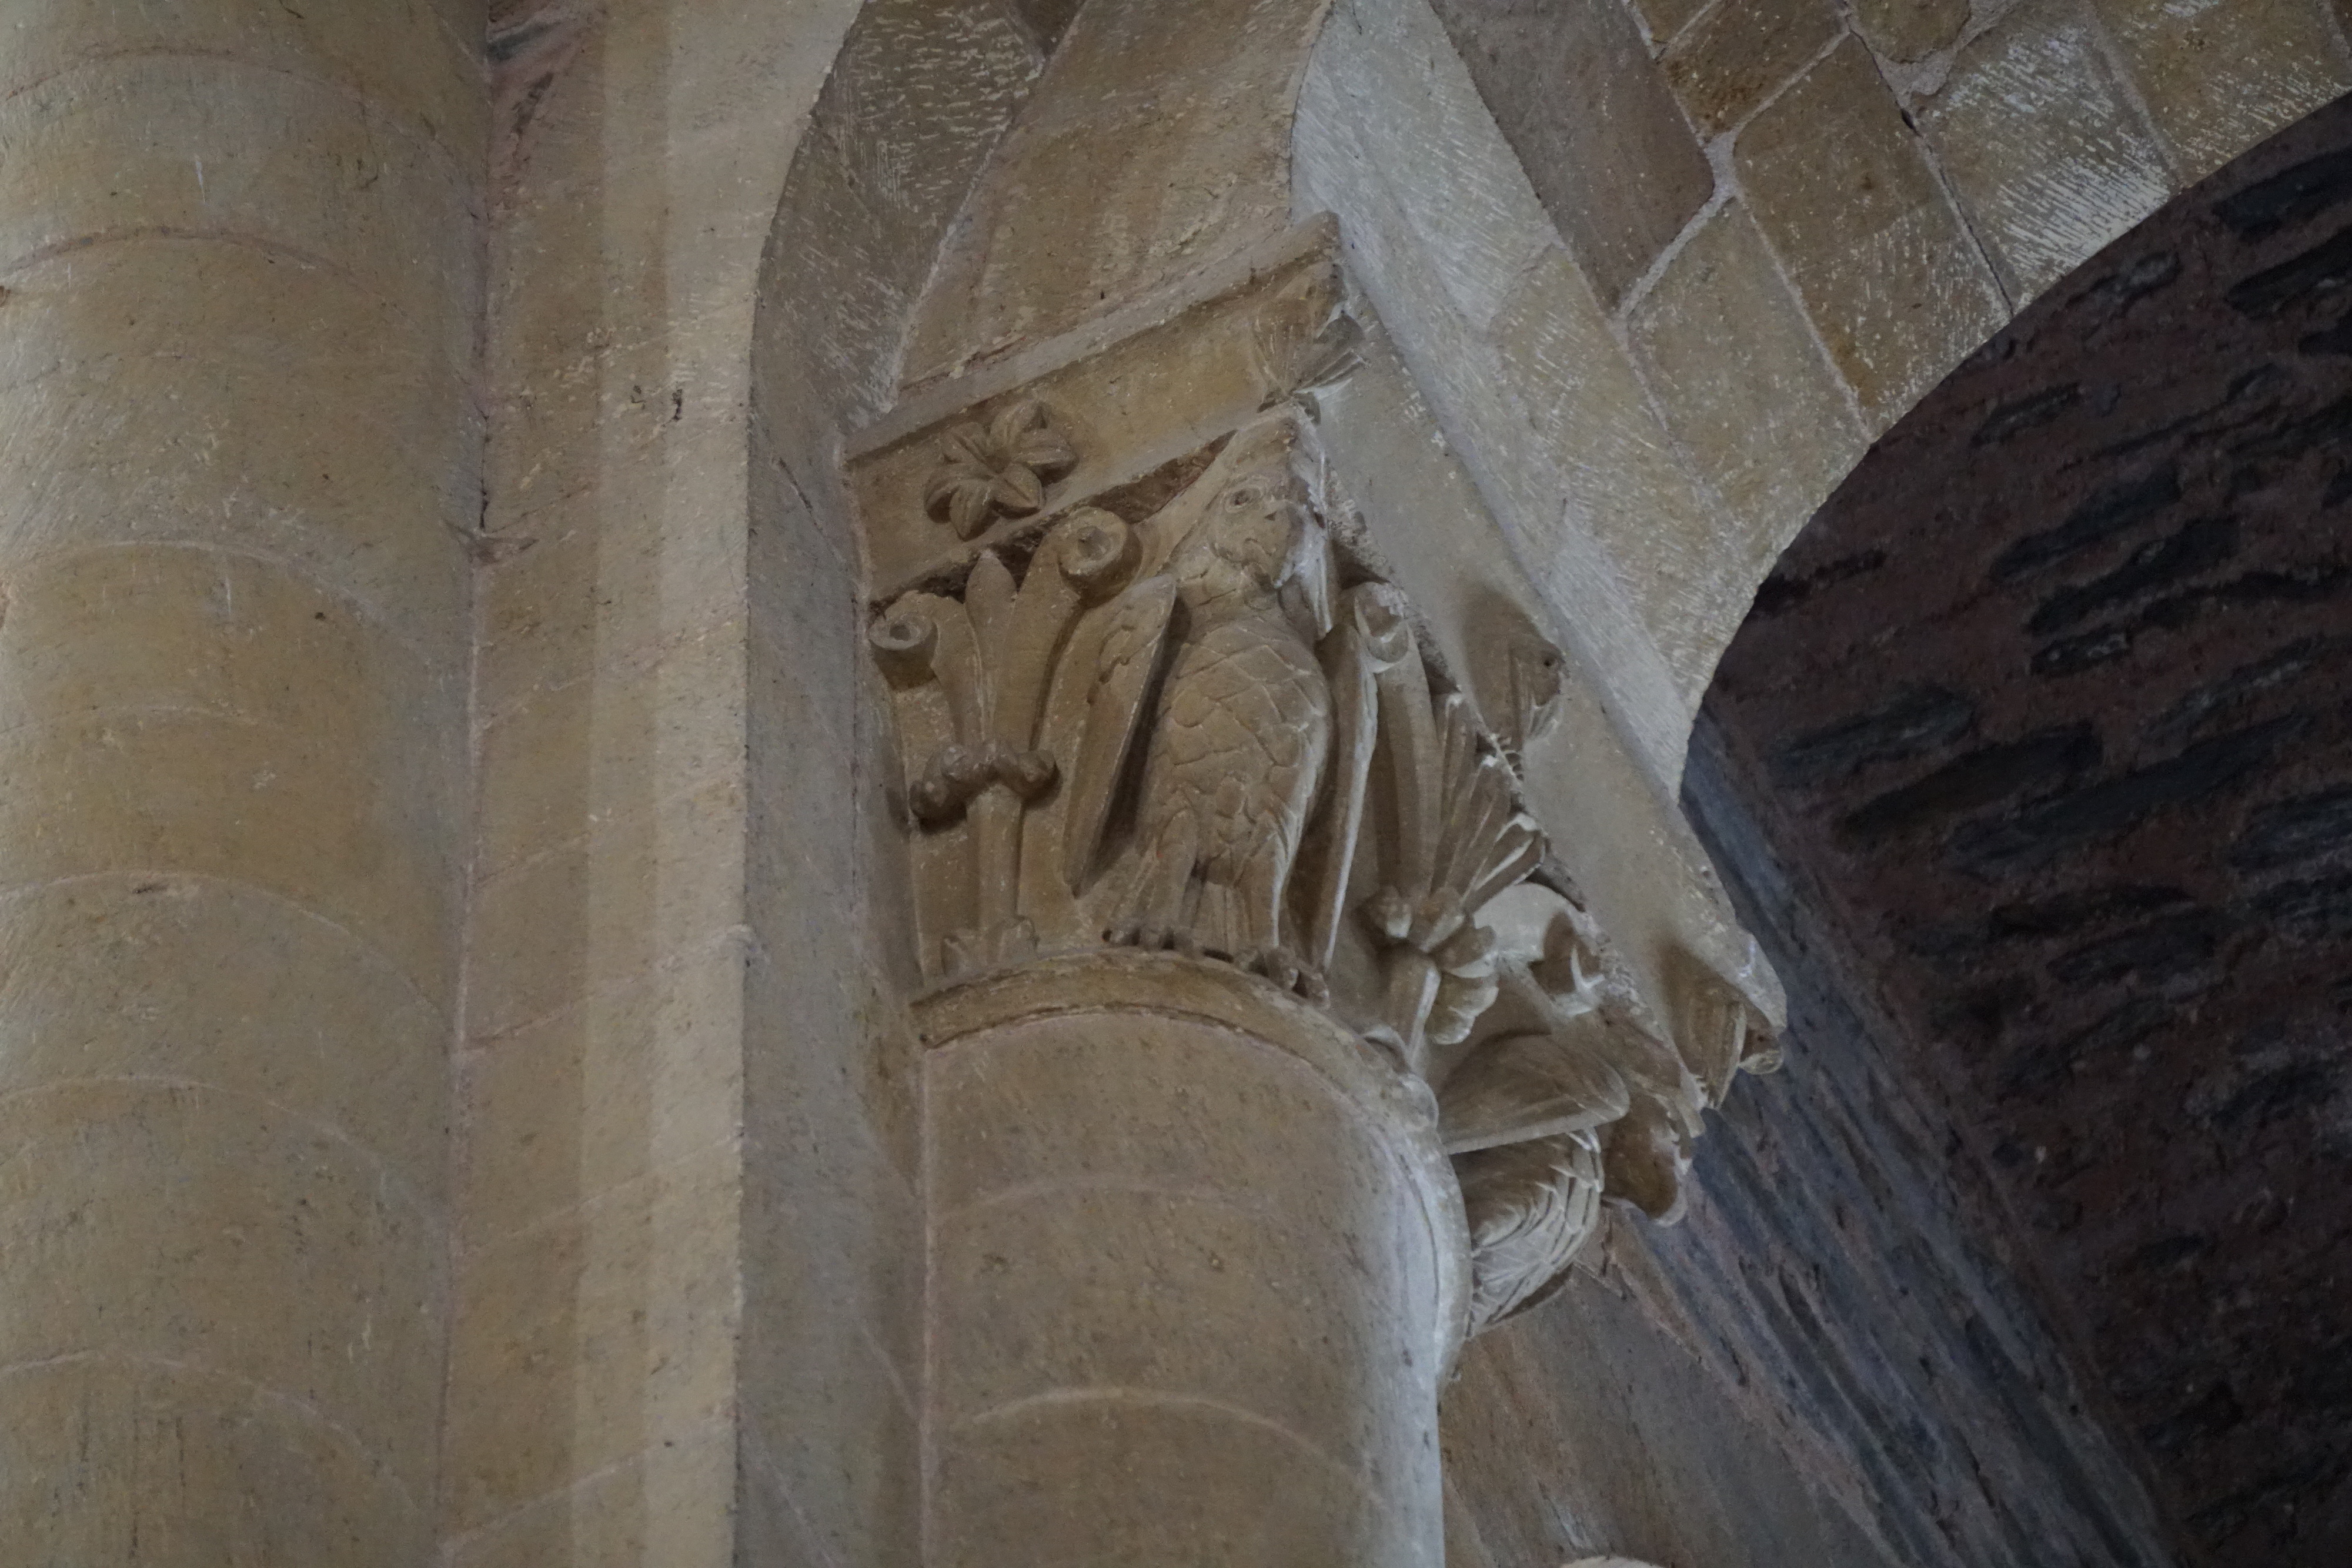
left=850, top=229, right=1782, bottom=1344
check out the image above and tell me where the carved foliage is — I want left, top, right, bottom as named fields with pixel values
left=1431, top=888, right=1783, bottom=1333
left=1357, top=681, right=1545, bottom=1073
left=873, top=404, right=1553, bottom=1044
left=871, top=505, right=1142, bottom=974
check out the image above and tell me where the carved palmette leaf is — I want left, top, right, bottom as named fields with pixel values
left=1360, top=666, right=1548, bottom=1062
left=1431, top=695, right=1545, bottom=917
left=1458, top=1130, right=1606, bottom=1334
left=989, top=509, right=1136, bottom=757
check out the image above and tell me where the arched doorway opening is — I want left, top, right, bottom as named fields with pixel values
left=1698, top=92, right=2352, bottom=1566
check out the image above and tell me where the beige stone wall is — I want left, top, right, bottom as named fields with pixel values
left=899, top=0, right=1332, bottom=388
left=454, top=1, right=1074, bottom=1563
left=1304, top=0, right=2352, bottom=785
left=0, top=0, right=483, bottom=1560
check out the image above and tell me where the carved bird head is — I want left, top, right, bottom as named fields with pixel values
left=1154, top=412, right=1332, bottom=633
left=1195, top=462, right=1311, bottom=588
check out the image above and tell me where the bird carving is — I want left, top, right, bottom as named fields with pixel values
left=1108, top=420, right=1332, bottom=994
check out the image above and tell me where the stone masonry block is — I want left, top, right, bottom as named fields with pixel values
left=1662, top=0, right=1843, bottom=139
left=474, top=620, right=749, bottom=881
left=0, top=1356, right=428, bottom=1568
left=449, top=1427, right=736, bottom=1568
left=0, top=1082, right=443, bottom=1500
left=0, top=0, right=485, bottom=161
left=0, top=56, right=480, bottom=363
left=1849, top=0, right=1970, bottom=63
left=1428, top=0, right=1715, bottom=309
left=2091, top=0, right=2352, bottom=179
left=1736, top=39, right=2008, bottom=428
left=1921, top=0, right=2176, bottom=303
left=1630, top=200, right=1867, bottom=579
left=442, top=1143, right=740, bottom=1533
left=1297, top=0, right=1559, bottom=332
left=0, top=873, right=448, bottom=1205
left=456, top=930, right=747, bottom=1251
left=464, top=773, right=747, bottom=1042
left=0, top=243, right=474, bottom=657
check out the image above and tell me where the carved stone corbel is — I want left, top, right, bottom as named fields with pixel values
left=1498, top=627, right=1568, bottom=773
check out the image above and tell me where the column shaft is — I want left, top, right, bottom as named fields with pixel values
left=0, top=2, right=482, bottom=1560
left=921, top=955, right=1464, bottom=1568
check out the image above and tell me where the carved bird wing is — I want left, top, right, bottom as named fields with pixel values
left=1458, top=1131, right=1606, bottom=1333
left=1438, top=1029, right=1631, bottom=1155
left=1061, top=573, right=1178, bottom=891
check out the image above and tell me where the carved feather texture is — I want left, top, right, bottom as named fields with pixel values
left=1062, top=574, right=1177, bottom=891
left=1458, top=1130, right=1606, bottom=1333
left=1130, top=614, right=1330, bottom=952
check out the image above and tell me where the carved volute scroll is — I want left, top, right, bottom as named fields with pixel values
left=855, top=235, right=1786, bottom=1345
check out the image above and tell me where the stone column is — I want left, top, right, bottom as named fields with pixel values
left=919, top=954, right=1466, bottom=1568
left=0, top=3, right=481, bottom=1561
left=853, top=235, right=1783, bottom=1565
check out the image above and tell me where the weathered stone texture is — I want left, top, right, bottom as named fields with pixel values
left=1630, top=201, right=1867, bottom=570
left=0, top=1, right=483, bottom=1560
left=740, top=7, right=1055, bottom=1567
left=1623, top=0, right=1710, bottom=49
left=1920, top=0, right=2176, bottom=303
left=1707, top=94, right=2352, bottom=1568
left=1850, top=0, right=1970, bottom=63
left=1736, top=38, right=2009, bottom=427
left=2090, top=0, right=2352, bottom=179
left=1427, top=0, right=1715, bottom=309
left=1296, top=0, right=1746, bottom=773
left=1659, top=0, right=1842, bottom=139
left=923, top=964, right=1456, bottom=1567
left=452, top=0, right=962, bottom=1562
left=901, top=0, right=1327, bottom=385
left=0, top=1358, right=432, bottom=1568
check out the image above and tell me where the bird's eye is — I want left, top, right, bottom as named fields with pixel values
left=1228, top=486, right=1258, bottom=508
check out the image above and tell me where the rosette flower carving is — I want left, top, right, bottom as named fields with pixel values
left=922, top=399, right=1077, bottom=539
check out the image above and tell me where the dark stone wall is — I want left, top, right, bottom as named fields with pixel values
left=1702, top=92, right=2352, bottom=1567
left=1661, top=721, right=2175, bottom=1568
